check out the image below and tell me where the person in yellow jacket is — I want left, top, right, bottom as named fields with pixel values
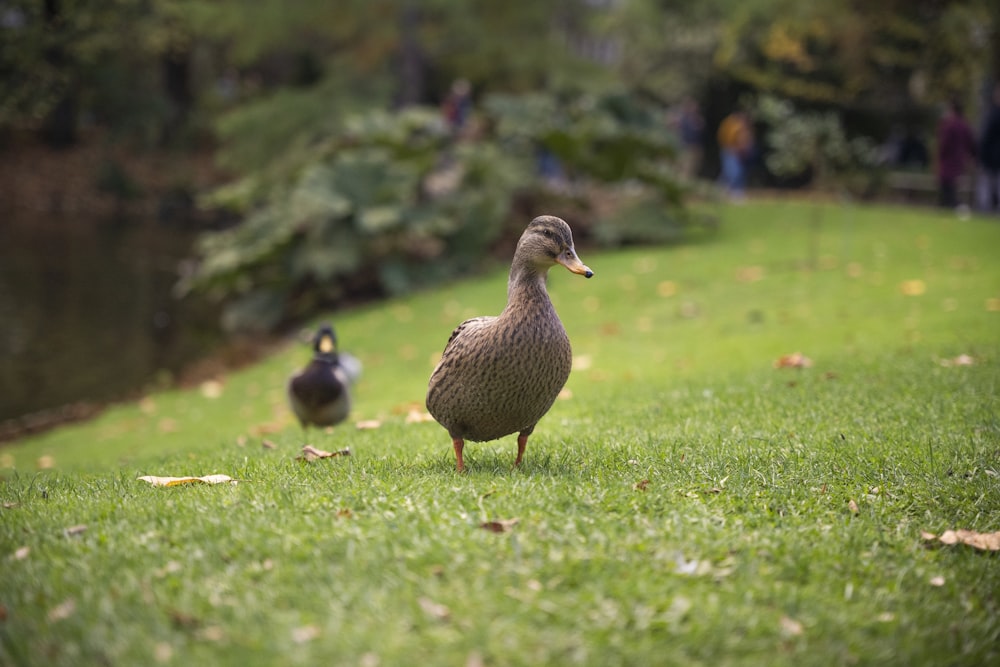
left=717, top=110, right=753, bottom=199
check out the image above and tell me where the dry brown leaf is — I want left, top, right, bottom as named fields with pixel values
left=774, top=352, right=813, bottom=369
left=2, top=502, right=19, bottom=509
left=779, top=616, right=804, bottom=637
left=418, top=597, right=451, bottom=621
left=137, top=475, right=237, bottom=487
left=405, top=409, right=435, bottom=424
left=735, top=265, right=765, bottom=283
left=847, top=499, right=860, bottom=515
left=480, top=518, right=519, bottom=533
left=64, top=524, right=88, bottom=536
left=261, top=439, right=277, bottom=449
left=297, top=445, right=351, bottom=462
left=13, top=546, right=30, bottom=560
left=355, top=419, right=382, bottom=430
left=336, top=508, right=353, bottom=519
left=634, top=479, right=650, bottom=492
left=48, top=599, right=76, bottom=622
left=291, top=625, right=321, bottom=644
left=939, top=354, right=975, bottom=367
left=923, top=529, right=1000, bottom=551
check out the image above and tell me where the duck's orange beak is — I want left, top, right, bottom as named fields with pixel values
left=556, top=248, right=594, bottom=278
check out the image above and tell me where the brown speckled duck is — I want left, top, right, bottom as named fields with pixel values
left=426, top=215, right=593, bottom=472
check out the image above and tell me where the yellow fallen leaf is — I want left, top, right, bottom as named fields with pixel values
left=657, top=280, right=677, bottom=297
left=37, top=455, right=55, bottom=469
left=297, top=445, right=351, bottom=462
left=355, top=419, right=382, bottom=430
left=557, top=388, right=573, bottom=400
left=200, top=380, right=224, bottom=399
left=899, top=279, right=926, bottom=296
left=137, top=475, right=237, bottom=487
left=572, top=354, right=593, bottom=371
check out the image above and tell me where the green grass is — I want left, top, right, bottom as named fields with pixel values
left=2, top=199, right=999, bottom=666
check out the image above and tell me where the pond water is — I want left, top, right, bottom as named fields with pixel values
left=0, top=214, right=222, bottom=430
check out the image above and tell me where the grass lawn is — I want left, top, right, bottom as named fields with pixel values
left=2, top=199, right=999, bottom=666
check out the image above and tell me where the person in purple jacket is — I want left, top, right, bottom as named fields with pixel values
left=936, top=99, right=977, bottom=209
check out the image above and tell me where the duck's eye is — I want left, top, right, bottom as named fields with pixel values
left=541, top=229, right=555, bottom=239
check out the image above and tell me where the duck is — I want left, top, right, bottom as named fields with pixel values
left=426, top=215, right=593, bottom=472
left=288, top=323, right=362, bottom=438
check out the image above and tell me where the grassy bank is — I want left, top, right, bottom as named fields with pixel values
left=2, top=200, right=998, bottom=666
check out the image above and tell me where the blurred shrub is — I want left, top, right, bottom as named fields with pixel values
left=753, top=95, right=883, bottom=196
left=184, top=93, right=713, bottom=333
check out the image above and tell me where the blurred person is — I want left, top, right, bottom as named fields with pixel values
left=442, top=78, right=472, bottom=137
left=935, top=99, right=977, bottom=209
left=976, top=83, right=1000, bottom=213
left=717, top=110, right=753, bottom=200
left=676, top=97, right=704, bottom=180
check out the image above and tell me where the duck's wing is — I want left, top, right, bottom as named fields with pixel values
left=336, top=353, right=363, bottom=385
left=438, top=316, right=494, bottom=357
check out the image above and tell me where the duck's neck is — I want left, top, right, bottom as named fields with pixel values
left=502, top=263, right=553, bottom=317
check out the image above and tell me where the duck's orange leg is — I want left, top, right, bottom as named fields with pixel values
left=452, top=438, right=466, bottom=472
left=514, top=433, right=529, bottom=467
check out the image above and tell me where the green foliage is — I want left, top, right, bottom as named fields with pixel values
left=190, top=91, right=707, bottom=332
left=3, top=202, right=999, bottom=666
left=753, top=95, right=881, bottom=193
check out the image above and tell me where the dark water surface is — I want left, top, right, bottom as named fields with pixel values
left=0, top=215, right=221, bottom=427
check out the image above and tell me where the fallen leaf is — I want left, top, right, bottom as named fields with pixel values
left=557, top=388, right=573, bottom=400
left=899, top=279, right=926, bottom=296
left=480, top=518, right=519, bottom=533
left=261, top=439, right=277, bottom=449
left=939, top=354, right=975, bottom=367
left=929, top=576, right=945, bottom=587
left=847, top=499, right=860, bottom=515
left=48, top=599, right=76, bottom=622
left=355, top=419, right=382, bottom=430
left=37, top=455, right=55, bottom=469
left=735, top=265, right=765, bottom=283
left=336, top=508, right=353, bottom=519
left=657, top=280, right=677, bottom=297
left=405, top=409, right=435, bottom=424
left=249, top=422, right=282, bottom=436
left=137, top=475, right=237, bottom=487
left=297, top=445, right=351, bottom=462
left=291, top=625, right=321, bottom=643
left=200, top=380, right=224, bottom=399
left=779, top=616, right=804, bottom=637
left=154, top=642, right=173, bottom=663
left=198, top=626, right=225, bottom=642
left=13, top=546, right=30, bottom=560
left=572, top=354, right=593, bottom=371
left=64, top=524, right=88, bottom=536
left=418, top=597, right=451, bottom=621
left=3, top=502, right=19, bottom=509
left=774, top=352, right=813, bottom=369
left=923, top=529, right=1000, bottom=551
left=634, top=479, right=650, bottom=491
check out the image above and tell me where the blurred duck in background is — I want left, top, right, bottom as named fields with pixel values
left=287, top=323, right=362, bottom=440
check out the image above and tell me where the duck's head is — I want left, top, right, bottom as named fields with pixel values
left=519, top=215, right=594, bottom=278
left=312, top=324, right=339, bottom=360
